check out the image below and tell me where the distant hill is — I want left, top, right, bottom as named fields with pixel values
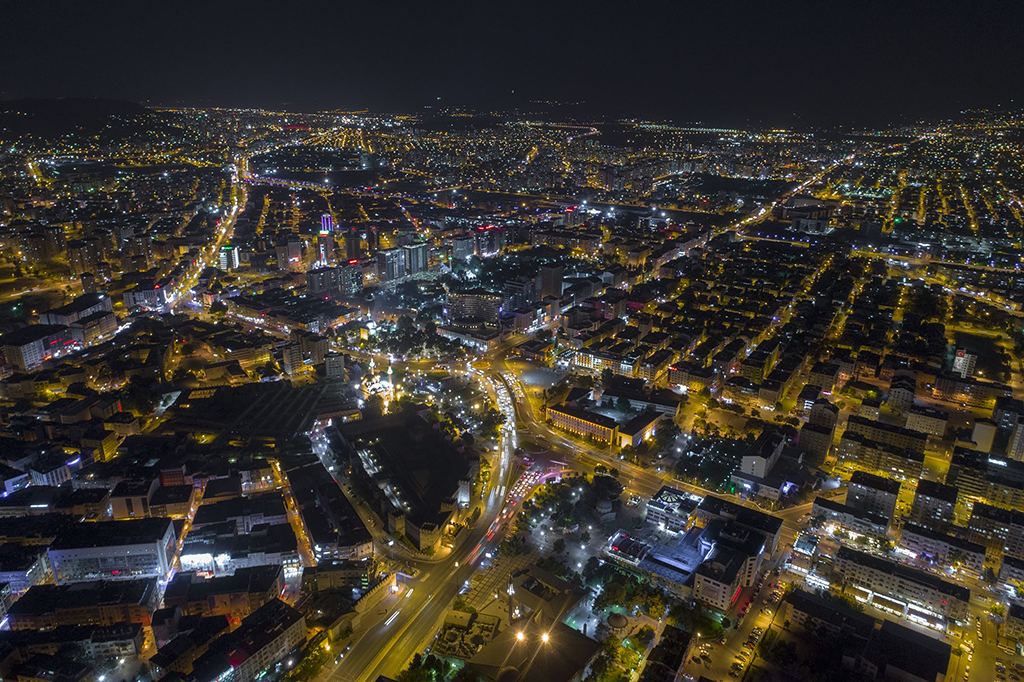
left=0, top=97, right=160, bottom=140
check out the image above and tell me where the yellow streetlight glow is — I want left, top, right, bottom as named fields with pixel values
left=516, top=631, right=525, bottom=641
left=541, top=633, right=550, bottom=643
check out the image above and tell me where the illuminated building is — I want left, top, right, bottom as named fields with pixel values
left=846, top=470, right=900, bottom=522
left=906, top=479, right=957, bottom=532
left=218, top=245, right=240, bottom=270
left=645, top=486, right=702, bottom=533
left=47, top=518, right=176, bottom=584
left=544, top=403, right=618, bottom=443
left=377, top=247, right=406, bottom=281
left=0, top=325, right=75, bottom=372
left=833, top=546, right=969, bottom=629
left=898, top=523, right=985, bottom=577
left=811, top=496, right=888, bottom=538
left=947, top=448, right=1024, bottom=511
left=836, top=432, right=924, bottom=482
left=844, top=416, right=927, bottom=455
left=446, top=289, right=502, bottom=327
left=402, top=242, right=428, bottom=275
left=967, top=503, right=1024, bottom=560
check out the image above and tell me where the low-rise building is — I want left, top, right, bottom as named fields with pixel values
left=967, top=503, right=1024, bottom=560
left=179, top=522, right=300, bottom=578
left=191, top=494, right=288, bottom=533
left=782, top=588, right=877, bottom=641
left=907, top=479, right=958, bottom=532
left=812, top=497, right=889, bottom=538
left=163, top=566, right=284, bottom=620
left=47, top=517, right=176, bottom=584
left=846, top=470, right=901, bottom=521
left=189, top=599, right=306, bottom=682
left=904, top=405, right=949, bottom=438
left=844, top=415, right=928, bottom=454
left=898, top=523, right=986, bottom=577
left=836, top=432, right=924, bottom=482
left=645, top=486, right=701, bottom=534
left=833, top=546, right=970, bottom=628
left=7, top=579, right=159, bottom=629
left=545, top=403, right=618, bottom=444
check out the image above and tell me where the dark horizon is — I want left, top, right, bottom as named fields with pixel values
left=4, top=1, right=1023, bottom=128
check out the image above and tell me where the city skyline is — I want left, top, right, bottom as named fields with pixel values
left=3, top=1, right=1024, bottom=126
left=2, top=6, right=1024, bottom=682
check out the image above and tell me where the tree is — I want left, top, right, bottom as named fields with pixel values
left=453, top=666, right=483, bottom=682
left=635, top=625, right=655, bottom=648
left=553, top=538, right=566, bottom=554
left=601, top=368, right=615, bottom=386
left=594, top=580, right=628, bottom=611
left=364, top=394, right=385, bottom=418
left=581, top=531, right=591, bottom=544
left=655, top=420, right=681, bottom=450
left=616, top=396, right=633, bottom=414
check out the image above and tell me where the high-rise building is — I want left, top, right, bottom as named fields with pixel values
left=1008, top=416, right=1024, bottom=461
left=339, top=260, right=363, bottom=295
left=446, top=289, right=502, bottom=327
left=275, top=239, right=302, bottom=270
left=129, top=234, right=154, bottom=264
left=953, top=348, right=977, bottom=379
left=475, top=224, right=504, bottom=256
left=403, top=242, right=428, bottom=276
left=321, top=213, right=334, bottom=233
left=377, top=248, right=406, bottom=282
left=43, top=223, right=66, bottom=256
left=346, top=226, right=362, bottom=260
left=317, top=232, right=335, bottom=266
left=538, top=263, right=564, bottom=299
left=307, top=262, right=363, bottom=297
left=451, top=235, right=476, bottom=262
left=366, top=225, right=380, bottom=254
left=503, top=277, right=535, bottom=311
left=218, top=245, right=240, bottom=270
left=845, top=470, right=900, bottom=521
left=906, top=479, right=957, bottom=531
left=68, top=238, right=105, bottom=276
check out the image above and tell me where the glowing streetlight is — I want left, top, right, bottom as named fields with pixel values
left=541, top=633, right=550, bottom=643
left=516, top=631, right=525, bottom=641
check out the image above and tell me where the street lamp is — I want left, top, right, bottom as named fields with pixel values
left=541, top=632, right=550, bottom=643
left=516, top=631, right=525, bottom=642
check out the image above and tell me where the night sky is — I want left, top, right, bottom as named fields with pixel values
left=4, top=0, right=1022, bottom=126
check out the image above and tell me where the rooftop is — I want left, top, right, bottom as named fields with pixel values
left=49, top=517, right=174, bottom=550
left=836, top=546, right=971, bottom=602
